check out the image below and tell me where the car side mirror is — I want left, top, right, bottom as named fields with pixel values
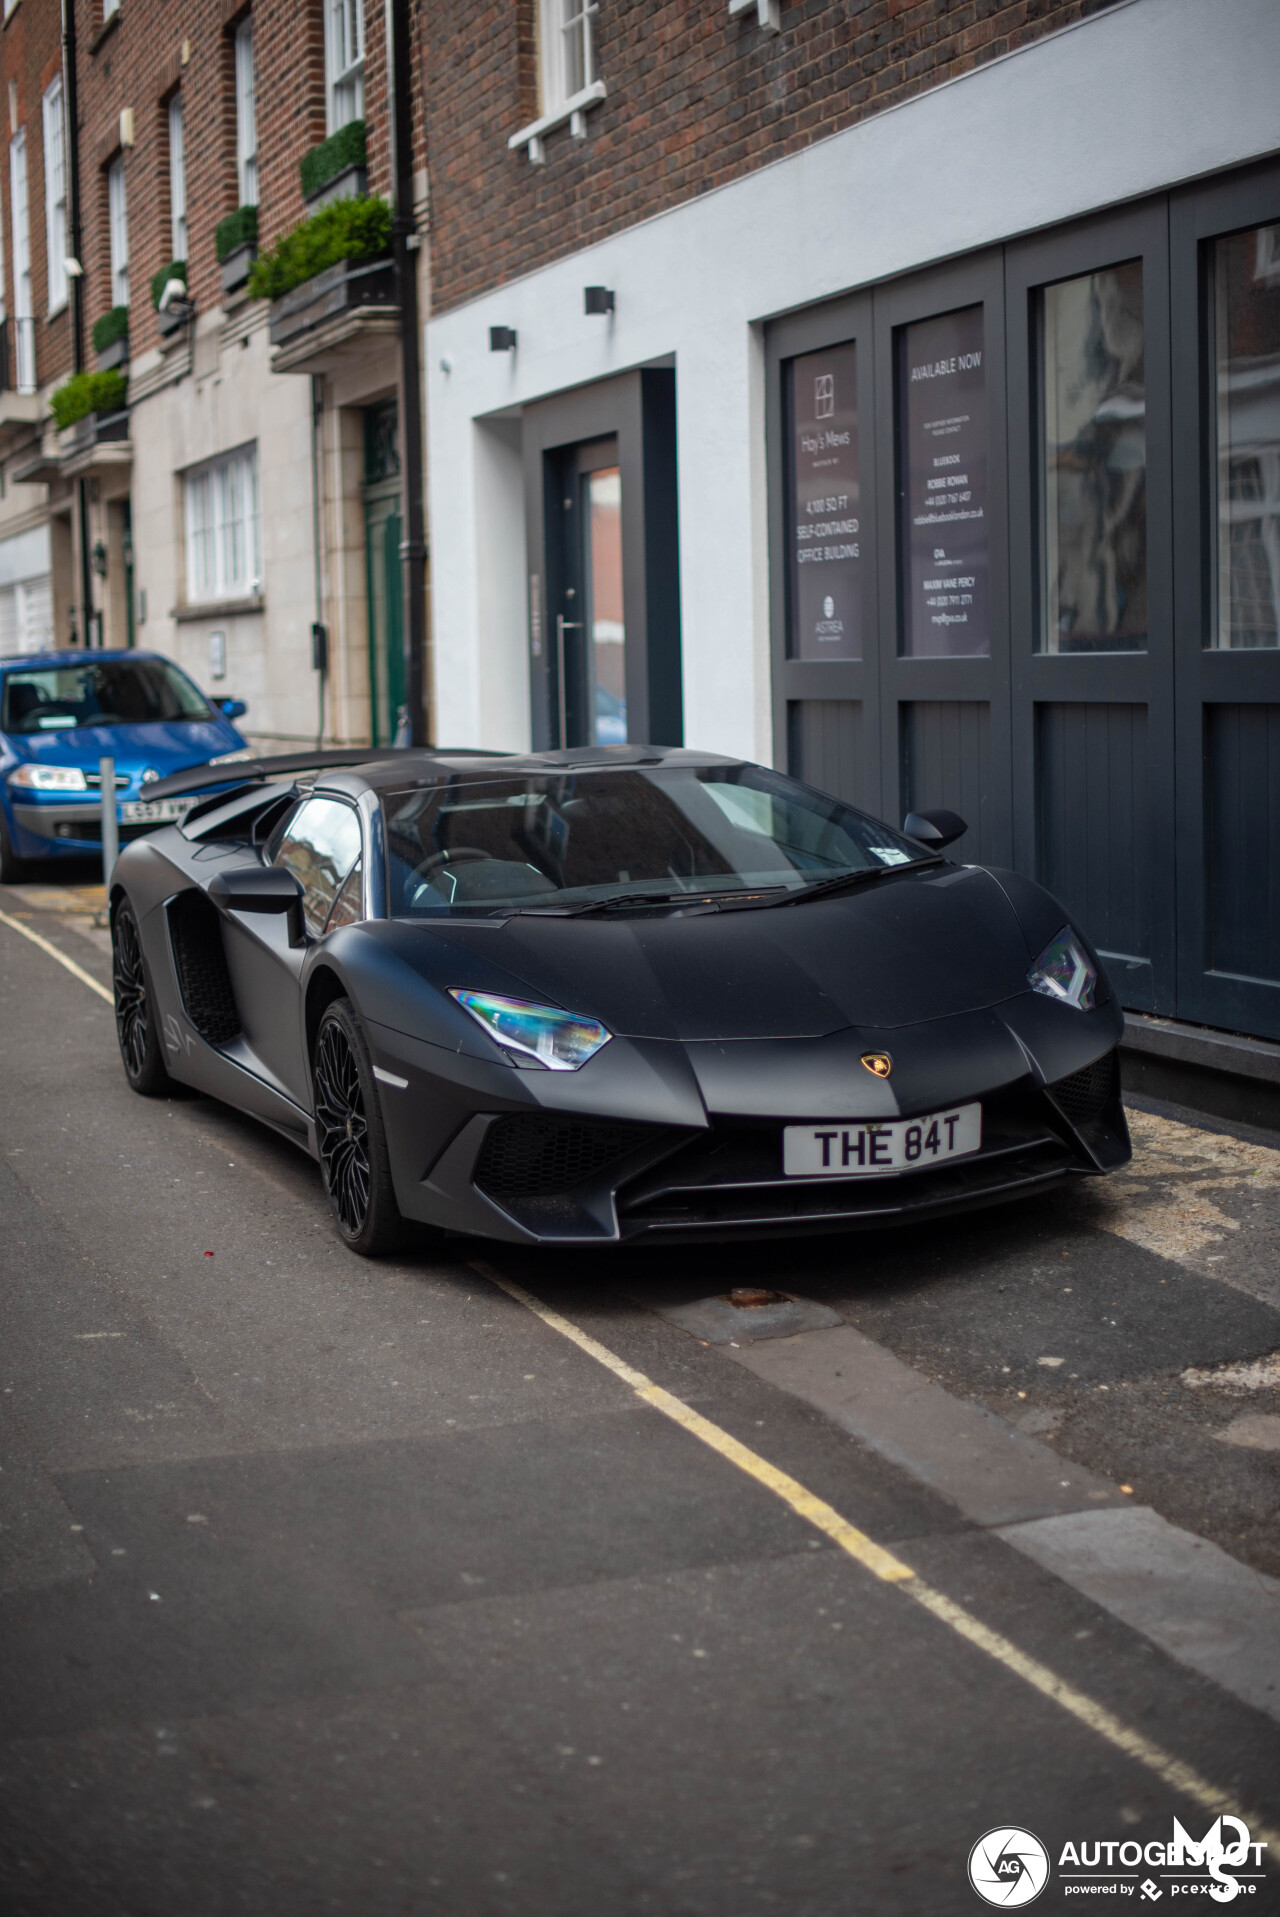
left=210, top=864, right=304, bottom=943
left=903, top=808, right=968, bottom=850
left=218, top=697, right=248, bottom=720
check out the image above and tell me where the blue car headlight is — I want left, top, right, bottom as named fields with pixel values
left=1027, top=926, right=1097, bottom=1012
left=8, top=764, right=88, bottom=792
left=449, top=990, right=612, bottom=1071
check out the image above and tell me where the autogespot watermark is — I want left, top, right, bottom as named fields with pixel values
left=968, top=1817, right=1270, bottom=1905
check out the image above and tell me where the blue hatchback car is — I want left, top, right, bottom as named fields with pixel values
left=0, top=649, right=249, bottom=880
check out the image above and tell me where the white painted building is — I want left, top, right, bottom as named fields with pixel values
left=424, top=0, right=1280, bottom=1044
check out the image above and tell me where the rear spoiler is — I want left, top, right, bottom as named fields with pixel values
left=149, top=746, right=505, bottom=802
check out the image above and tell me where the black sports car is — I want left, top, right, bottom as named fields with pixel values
left=111, top=744, right=1130, bottom=1256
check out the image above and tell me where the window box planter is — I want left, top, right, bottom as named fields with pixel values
left=96, top=333, right=129, bottom=371
left=57, top=408, right=130, bottom=462
left=304, top=164, right=367, bottom=210
left=220, top=244, right=257, bottom=295
left=268, top=257, right=396, bottom=351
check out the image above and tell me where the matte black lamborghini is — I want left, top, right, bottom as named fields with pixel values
left=110, top=744, right=1130, bottom=1256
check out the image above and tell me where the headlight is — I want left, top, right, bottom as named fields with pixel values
left=1028, top=926, right=1097, bottom=1011
left=449, top=990, right=611, bottom=1071
left=7, top=764, right=88, bottom=792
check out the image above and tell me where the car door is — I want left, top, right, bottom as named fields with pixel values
left=219, top=794, right=363, bottom=1107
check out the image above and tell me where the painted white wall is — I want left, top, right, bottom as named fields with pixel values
left=426, top=0, right=1280, bottom=760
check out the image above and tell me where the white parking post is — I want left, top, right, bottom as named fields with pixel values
left=99, top=756, right=119, bottom=883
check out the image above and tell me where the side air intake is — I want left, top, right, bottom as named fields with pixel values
left=166, top=890, right=240, bottom=1045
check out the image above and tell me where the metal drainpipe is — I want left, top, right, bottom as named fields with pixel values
left=61, top=0, right=95, bottom=649
left=310, top=374, right=327, bottom=748
left=386, top=0, right=429, bottom=746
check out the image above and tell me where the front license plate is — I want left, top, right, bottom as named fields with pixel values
left=783, top=1102, right=982, bottom=1177
left=120, top=797, right=195, bottom=824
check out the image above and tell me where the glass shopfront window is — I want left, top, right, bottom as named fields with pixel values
left=1212, top=222, right=1280, bottom=649
left=898, top=306, right=989, bottom=657
left=1039, top=260, right=1147, bottom=653
left=786, top=342, right=864, bottom=660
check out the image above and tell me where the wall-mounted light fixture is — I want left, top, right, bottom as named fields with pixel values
left=119, top=106, right=135, bottom=148
left=583, top=286, right=615, bottom=316
left=91, top=539, right=108, bottom=579
left=489, top=326, right=517, bottom=352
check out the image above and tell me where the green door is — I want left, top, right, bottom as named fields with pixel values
left=363, top=401, right=405, bottom=746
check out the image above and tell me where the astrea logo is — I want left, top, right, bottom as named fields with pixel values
left=968, top=1828, right=1050, bottom=1906
left=814, top=372, right=835, bottom=419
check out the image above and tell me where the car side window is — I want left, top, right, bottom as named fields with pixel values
left=324, top=860, right=364, bottom=935
left=272, top=797, right=362, bottom=939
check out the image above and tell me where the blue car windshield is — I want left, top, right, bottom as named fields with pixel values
left=1, top=659, right=211, bottom=734
left=383, top=765, right=932, bottom=916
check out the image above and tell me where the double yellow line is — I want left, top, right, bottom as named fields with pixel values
left=476, top=1262, right=1280, bottom=1855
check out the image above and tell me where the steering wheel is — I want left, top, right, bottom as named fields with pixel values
left=415, top=847, right=491, bottom=879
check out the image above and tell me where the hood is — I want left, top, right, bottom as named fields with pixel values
left=7, top=718, right=244, bottom=787
left=425, top=865, right=1033, bottom=1040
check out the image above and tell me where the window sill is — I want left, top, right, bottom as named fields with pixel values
left=728, top=0, right=780, bottom=31
left=89, top=8, right=121, bottom=55
left=172, top=593, right=264, bottom=622
left=3, top=2, right=20, bottom=33
left=507, top=80, right=606, bottom=165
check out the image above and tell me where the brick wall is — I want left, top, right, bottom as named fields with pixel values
left=422, top=0, right=1120, bottom=315
left=0, top=0, right=395, bottom=372
left=0, top=0, right=74, bottom=390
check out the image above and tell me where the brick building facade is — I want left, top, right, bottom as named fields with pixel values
left=424, top=0, right=1117, bottom=314
left=0, top=0, right=427, bottom=748
left=424, top=0, right=1280, bottom=1050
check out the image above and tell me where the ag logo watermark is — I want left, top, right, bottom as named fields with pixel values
left=968, top=1828, right=1050, bottom=1906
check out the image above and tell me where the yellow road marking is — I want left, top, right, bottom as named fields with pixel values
left=474, top=1260, right=1280, bottom=1855
left=0, top=905, right=114, bottom=1006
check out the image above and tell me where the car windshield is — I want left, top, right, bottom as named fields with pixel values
left=0, top=659, right=212, bottom=734
left=383, top=765, right=932, bottom=916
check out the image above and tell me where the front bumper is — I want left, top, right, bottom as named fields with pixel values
left=370, top=996, right=1131, bottom=1247
left=9, top=799, right=191, bottom=856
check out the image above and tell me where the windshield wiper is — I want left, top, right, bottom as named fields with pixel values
left=756, top=859, right=940, bottom=908
left=515, top=885, right=792, bottom=918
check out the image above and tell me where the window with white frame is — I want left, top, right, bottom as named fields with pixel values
left=540, top=0, right=596, bottom=115
left=107, top=156, right=129, bottom=306
left=235, top=18, right=257, bottom=206
left=41, top=78, right=67, bottom=313
left=9, top=132, right=34, bottom=393
left=168, top=95, right=187, bottom=260
left=184, top=446, right=261, bottom=604
left=325, top=0, right=364, bottom=131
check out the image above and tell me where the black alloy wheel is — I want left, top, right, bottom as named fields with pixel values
left=313, top=998, right=405, bottom=1256
left=112, top=897, right=173, bottom=1095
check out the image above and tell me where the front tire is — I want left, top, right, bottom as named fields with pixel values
left=112, top=897, right=174, bottom=1096
left=313, top=998, right=405, bottom=1257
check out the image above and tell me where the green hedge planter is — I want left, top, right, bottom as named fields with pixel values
left=50, top=369, right=128, bottom=431
left=247, top=197, right=391, bottom=303
left=91, top=306, right=129, bottom=355
left=216, top=205, right=258, bottom=264
left=300, top=120, right=366, bottom=201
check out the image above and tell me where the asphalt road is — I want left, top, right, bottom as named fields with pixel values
left=1, top=875, right=1279, bottom=1915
